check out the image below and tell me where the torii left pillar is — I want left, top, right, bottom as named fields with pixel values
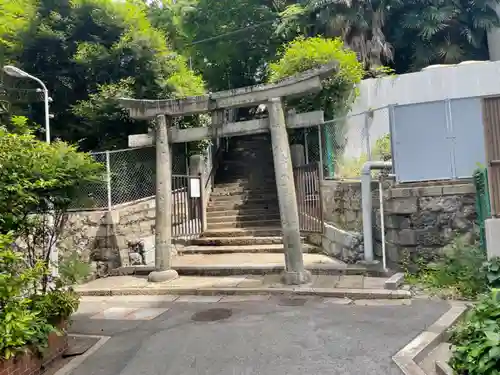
left=268, top=98, right=312, bottom=285
left=148, top=114, right=179, bottom=282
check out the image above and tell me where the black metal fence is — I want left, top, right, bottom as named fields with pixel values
left=293, top=162, right=323, bottom=233
left=172, top=174, right=203, bottom=238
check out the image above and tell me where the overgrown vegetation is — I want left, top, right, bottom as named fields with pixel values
left=1, top=0, right=206, bottom=151
left=336, top=133, right=391, bottom=178
left=448, top=289, right=500, bottom=375
left=269, top=36, right=364, bottom=120
left=0, top=233, right=80, bottom=360
left=405, top=235, right=500, bottom=300
left=268, top=37, right=366, bottom=178
left=0, top=119, right=102, bottom=360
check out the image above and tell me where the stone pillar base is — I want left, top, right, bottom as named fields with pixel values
left=281, top=270, right=312, bottom=285
left=148, top=269, right=179, bottom=283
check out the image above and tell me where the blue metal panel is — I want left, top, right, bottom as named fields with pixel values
left=449, top=98, right=486, bottom=178
left=392, top=101, right=453, bottom=182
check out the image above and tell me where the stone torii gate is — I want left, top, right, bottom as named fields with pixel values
left=119, top=63, right=336, bottom=285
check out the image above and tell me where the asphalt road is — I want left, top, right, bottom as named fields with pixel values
left=69, top=297, right=448, bottom=375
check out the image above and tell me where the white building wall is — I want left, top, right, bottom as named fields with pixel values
left=343, top=60, right=500, bottom=159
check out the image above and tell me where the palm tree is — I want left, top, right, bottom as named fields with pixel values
left=388, top=0, right=500, bottom=72
left=277, top=0, right=397, bottom=72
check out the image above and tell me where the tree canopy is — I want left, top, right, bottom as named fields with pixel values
left=1, top=0, right=500, bottom=150
left=2, top=0, right=205, bottom=150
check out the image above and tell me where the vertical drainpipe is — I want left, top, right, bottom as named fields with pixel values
left=361, top=161, right=392, bottom=263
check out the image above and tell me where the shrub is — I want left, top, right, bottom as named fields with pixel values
left=482, top=257, right=500, bottom=290
left=407, top=235, right=489, bottom=300
left=0, top=233, right=81, bottom=360
left=449, top=289, right=500, bottom=375
left=336, top=133, right=391, bottom=178
left=268, top=36, right=364, bottom=120
left=0, top=122, right=96, bottom=359
left=0, top=120, right=103, bottom=289
left=30, top=288, right=80, bottom=323
left=59, top=250, right=91, bottom=285
left=0, top=121, right=104, bottom=234
left=0, top=234, right=55, bottom=360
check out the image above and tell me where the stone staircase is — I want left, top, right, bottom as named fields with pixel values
left=186, top=134, right=283, bottom=247
left=177, top=134, right=339, bottom=274
left=107, top=134, right=395, bottom=291
left=203, top=134, right=281, bottom=238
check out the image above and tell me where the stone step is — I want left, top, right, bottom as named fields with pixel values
left=174, top=252, right=338, bottom=267
left=219, top=170, right=275, bottom=177
left=209, top=193, right=278, bottom=202
left=230, top=139, right=271, bottom=145
left=178, top=243, right=320, bottom=255
left=221, top=170, right=275, bottom=175
left=201, top=227, right=282, bottom=237
left=207, top=200, right=278, bottom=211
left=230, top=142, right=271, bottom=148
left=190, top=236, right=285, bottom=246
left=213, top=182, right=276, bottom=189
left=223, top=153, right=273, bottom=160
left=213, top=180, right=276, bottom=188
left=222, top=159, right=273, bottom=166
left=232, top=134, right=270, bottom=141
left=216, top=170, right=275, bottom=176
left=206, top=208, right=280, bottom=219
left=207, top=219, right=281, bottom=230
left=210, top=188, right=277, bottom=196
left=170, top=253, right=362, bottom=277
left=207, top=212, right=280, bottom=223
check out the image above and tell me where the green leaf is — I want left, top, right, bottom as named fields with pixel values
left=485, top=331, right=500, bottom=343
left=489, top=346, right=500, bottom=359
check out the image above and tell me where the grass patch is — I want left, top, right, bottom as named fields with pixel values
left=405, top=236, right=491, bottom=300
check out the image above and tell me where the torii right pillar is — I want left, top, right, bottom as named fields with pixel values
left=268, top=97, right=312, bottom=285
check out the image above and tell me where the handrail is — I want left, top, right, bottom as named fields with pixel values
left=204, top=144, right=224, bottom=190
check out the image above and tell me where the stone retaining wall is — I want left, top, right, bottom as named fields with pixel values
left=307, top=223, right=363, bottom=263
left=58, top=197, right=156, bottom=277
left=320, top=179, right=477, bottom=266
left=378, top=183, right=476, bottom=266
left=321, top=179, right=383, bottom=232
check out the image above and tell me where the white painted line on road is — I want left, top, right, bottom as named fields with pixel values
left=90, top=306, right=169, bottom=320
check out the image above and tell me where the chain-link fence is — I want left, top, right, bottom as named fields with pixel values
left=70, top=141, right=221, bottom=211
left=290, top=108, right=391, bottom=179
left=71, top=144, right=190, bottom=211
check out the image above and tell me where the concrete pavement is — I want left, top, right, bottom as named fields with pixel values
left=74, top=274, right=409, bottom=299
left=66, top=296, right=449, bottom=375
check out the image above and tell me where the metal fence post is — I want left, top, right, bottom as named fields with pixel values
left=200, top=172, right=207, bottom=232
left=364, top=112, right=372, bottom=160
left=304, top=129, right=309, bottom=164
left=105, top=150, right=112, bottom=211
left=317, top=124, right=324, bottom=180
left=445, top=99, right=458, bottom=179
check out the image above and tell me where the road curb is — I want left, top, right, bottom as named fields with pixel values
left=384, top=272, right=405, bottom=290
left=53, top=334, right=110, bottom=375
left=76, top=286, right=411, bottom=300
left=435, top=360, right=454, bottom=375
left=392, top=302, right=468, bottom=375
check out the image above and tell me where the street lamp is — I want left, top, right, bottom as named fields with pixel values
left=3, top=65, right=51, bottom=144
left=2, top=65, right=57, bottom=278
